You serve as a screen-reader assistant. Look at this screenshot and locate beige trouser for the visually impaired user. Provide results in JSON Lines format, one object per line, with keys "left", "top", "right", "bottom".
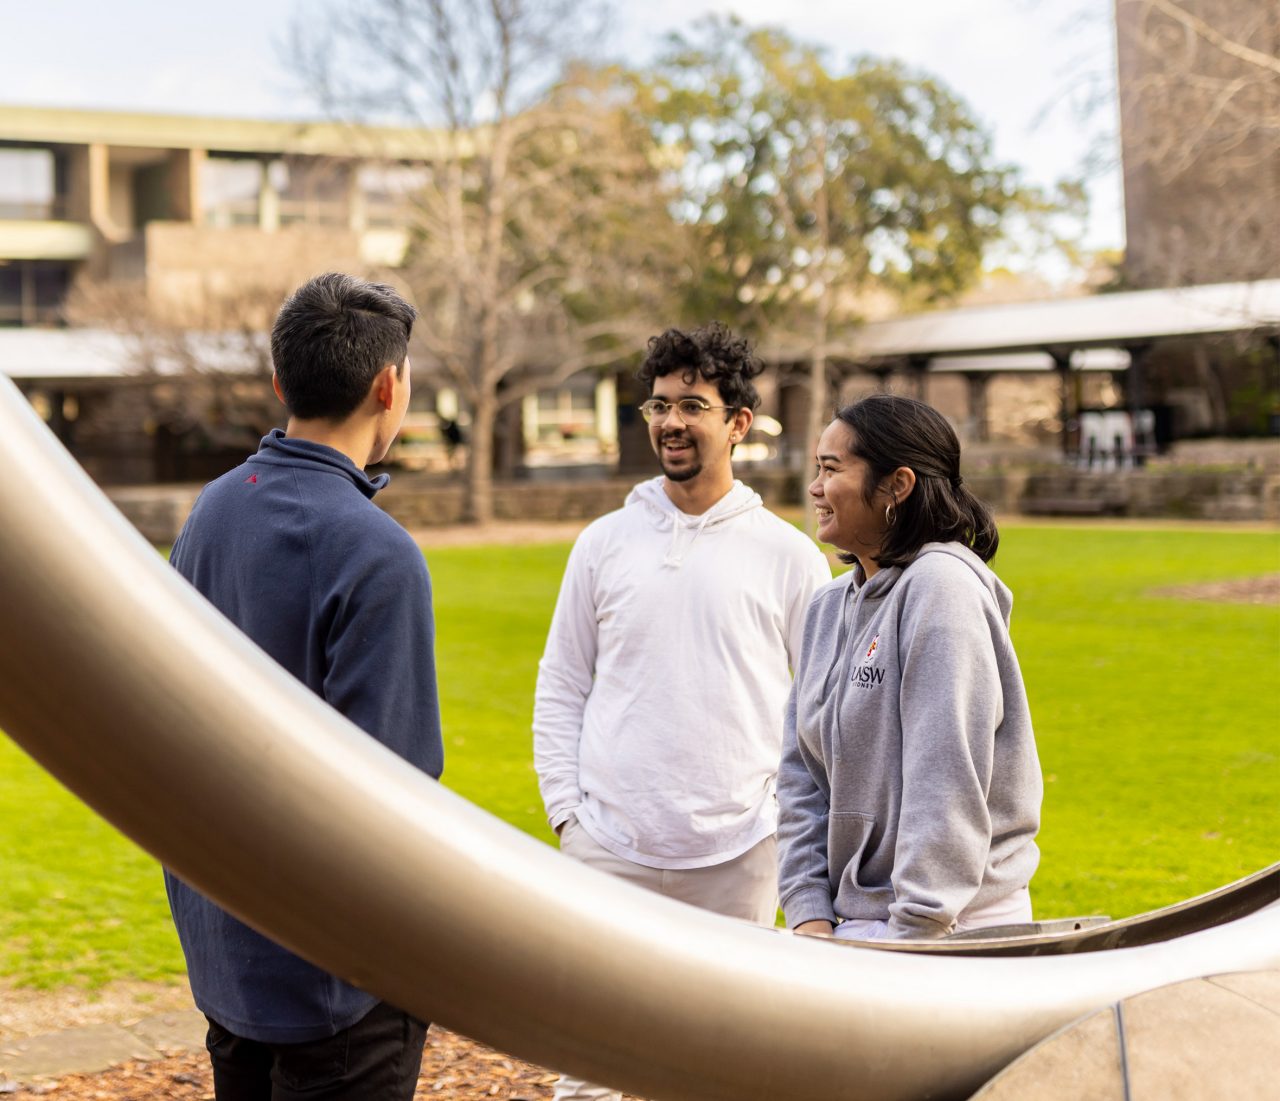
{"left": 552, "top": 816, "right": 778, "bottom": 1101}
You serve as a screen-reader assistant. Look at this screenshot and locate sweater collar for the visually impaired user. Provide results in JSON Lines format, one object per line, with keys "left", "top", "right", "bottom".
{"left": 250, "top": 428, "right": 390, "bottom": 499}
{"left": 626, "top": 476, "right": 762, "bottom": 569}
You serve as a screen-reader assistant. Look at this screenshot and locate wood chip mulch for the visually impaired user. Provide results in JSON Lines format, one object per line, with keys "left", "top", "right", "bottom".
{"left": 2, "top": 1027, "right": 582, "bottom": 1100}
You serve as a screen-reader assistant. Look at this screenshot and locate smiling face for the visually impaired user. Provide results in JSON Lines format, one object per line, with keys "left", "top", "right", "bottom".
{"left": 810, "top": 419, "right": 892, "bottom": 568}
{"left": 647, "top": 372, "right": 746, "bottom": 488}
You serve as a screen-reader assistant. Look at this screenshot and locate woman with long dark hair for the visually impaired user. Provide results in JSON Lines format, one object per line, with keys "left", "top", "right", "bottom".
{"left": 778, "top": 394, "right": 1043, "bottom": 941}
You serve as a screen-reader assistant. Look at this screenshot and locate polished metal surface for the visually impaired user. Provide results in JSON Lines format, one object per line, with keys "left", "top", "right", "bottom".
{"left": 873, "top": 862, "right": 1280, "bottom": 957}
{"left": 1, "top": 373, "right": 1278, "bottom": 1101}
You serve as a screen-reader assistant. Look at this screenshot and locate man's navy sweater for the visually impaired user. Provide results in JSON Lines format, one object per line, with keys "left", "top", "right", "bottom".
{"left": 165, "top": 429, "right": 443, "bottom": 1043}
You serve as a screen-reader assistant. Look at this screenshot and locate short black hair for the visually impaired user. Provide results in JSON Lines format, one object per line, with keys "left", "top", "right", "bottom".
{"left": 637, "top": 322, "right": 764, "bottom": 415}
{"left": 271, "top": 272, "right": 416, "bottom": 420}
{"left": 834, "top": 394, "right": 998, "bottom": 567}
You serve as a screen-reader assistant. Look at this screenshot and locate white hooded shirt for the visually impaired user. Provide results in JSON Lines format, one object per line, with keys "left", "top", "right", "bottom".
{"left": 533, "top": 477, "right": 832, "bottom": 869}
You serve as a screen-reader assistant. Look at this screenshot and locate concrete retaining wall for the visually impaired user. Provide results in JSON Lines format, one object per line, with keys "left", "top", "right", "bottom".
{"left": 106, "top": 465, "right": 1278, "bottom": 546}
{"left": 1019, "top": 469, "right": 1280, "bottom": 521}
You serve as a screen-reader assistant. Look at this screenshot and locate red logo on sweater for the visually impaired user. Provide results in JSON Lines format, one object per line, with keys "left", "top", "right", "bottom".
{"left": 244, "top": 474, "right": 258, "bottom": 484}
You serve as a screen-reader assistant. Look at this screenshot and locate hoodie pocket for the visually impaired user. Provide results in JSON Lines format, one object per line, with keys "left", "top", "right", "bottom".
{"left": 827, "top": 811, "right": 876, "bottom": 891}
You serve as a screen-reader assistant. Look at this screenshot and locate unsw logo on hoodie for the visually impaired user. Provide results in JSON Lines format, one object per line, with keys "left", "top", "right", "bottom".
{"left": 852, "top": 632, "right": 885, "bottom": 689}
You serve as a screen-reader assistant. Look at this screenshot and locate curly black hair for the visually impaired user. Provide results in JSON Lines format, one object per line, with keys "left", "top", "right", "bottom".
{"left": 637, "top": 322, "right": 764, "bottom": 414}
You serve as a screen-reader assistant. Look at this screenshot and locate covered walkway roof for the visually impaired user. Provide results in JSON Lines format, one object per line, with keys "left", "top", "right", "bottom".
{"left": 6, "top": 281, "right": 1278, "bottom": 388}
{"left": 0, "top": 328, "right": 134, "bottom": 382}
{"left": 0, "top": 327, "right": 265, "bottom": 383}
{"left": 844, "top": 279, "right": 1280, "bottom": 364}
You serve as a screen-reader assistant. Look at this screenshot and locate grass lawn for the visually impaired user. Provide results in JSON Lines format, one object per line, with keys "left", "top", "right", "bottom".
{"left": 1, "top": 523, "right": 1276, "bottom": 988}
{"left": 992, "top": 525, "right": 1279, "bottom": 920}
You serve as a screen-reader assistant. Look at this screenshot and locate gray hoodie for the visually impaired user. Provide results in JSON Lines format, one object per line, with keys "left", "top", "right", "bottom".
{"left": 777, "top": 542, "right": 1042, "bottom": 939}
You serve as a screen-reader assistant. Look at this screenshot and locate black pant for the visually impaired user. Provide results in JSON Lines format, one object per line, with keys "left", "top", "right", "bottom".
{"left": 205, "top": 1001, "right": 428, "bottom": 1101}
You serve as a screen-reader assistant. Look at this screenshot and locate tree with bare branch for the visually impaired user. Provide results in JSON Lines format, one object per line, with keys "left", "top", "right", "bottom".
{"left": 66, "top": 277, "right": 287, "bottom": 479}
{"left": 1115, "top": 0, "right": 1280, "bottom": 287}
{"left": 292, "top": 0, "right": 686, "bottom": 522}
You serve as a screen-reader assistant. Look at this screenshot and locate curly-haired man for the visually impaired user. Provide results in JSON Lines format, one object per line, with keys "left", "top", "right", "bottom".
{"left": 533, "top": 322, "right": 830, "bottom": 1101}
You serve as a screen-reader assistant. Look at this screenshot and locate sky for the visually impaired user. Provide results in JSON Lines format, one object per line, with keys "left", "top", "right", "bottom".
{"left": 0, "top": 0, "right": 1123, "bottom": 254}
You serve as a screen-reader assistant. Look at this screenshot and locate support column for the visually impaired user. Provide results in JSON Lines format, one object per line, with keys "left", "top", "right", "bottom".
{"left": 1049, "top": 348, "right": 1074, "bottom": 460}
{"left": 1269, "top": 337, "right": 1280, "bottom": 437}
{"left": 521, "top": 394, "right": 540, "bottom": 453}
{"left": 63, "top": 149, "right": 89, "bottom": 222}
{"left": 258, "top": 159, "right": 280, "bottom": 232}
{"left": 1124, "top": 343, "right": 1152, "bottom": 464}
{"left": 493, "top": 399, "right": 524, "bottom": 478}
{"left": 64, "top": 144, "right": 112, "bottom": 276}
{"left": 347, "top": 163, "right": 367, "bottom": 233}
{"left": 87, "top": 143, "right": 111, "bottom": 235}
{"left": 776, "top": 367, "right": 809, "bottom": 474}
{"left": 595, "top": 375, "right": 617, "bottom": 451}
{"left": 614, "top": 367, "right": 652, "bottom": 474}
{"left": 964, "top": 372, "right": 991, "bottom": 443}
{"left": 168, "top": 148, "right": 204, "bottom": 224}
{"left": 907, "top": 355, "right": 929, "bottom": 402}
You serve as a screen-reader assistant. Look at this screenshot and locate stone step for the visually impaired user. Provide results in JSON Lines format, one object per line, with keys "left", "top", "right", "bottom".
{"left": 0, "top": 1010, "right": 205, "bottom": 1085}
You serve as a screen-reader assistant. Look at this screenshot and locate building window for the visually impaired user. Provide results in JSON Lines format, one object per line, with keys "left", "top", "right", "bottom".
{"left": 201, "top": 157, "right": 264, "bottom": 227}
{"left": 0, "top": 260, "right": 71, "bottom": 326}
{"left": 201, "top": 156, "right": 355, "bottom": 229}
{"left": 358, "top": 163, "right": 432, "bottom": 228}
{"left": 274, "top": 158, "right": 349, "bottom": 227}
{"left": 0, "top": 148, "right": 61, "bottom": 220}
{"left": 531, "top": 381, "right": 599, "bottom": 441}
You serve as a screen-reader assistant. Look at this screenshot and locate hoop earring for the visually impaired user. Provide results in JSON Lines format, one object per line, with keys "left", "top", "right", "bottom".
{"left": 884, "top": 500, "right": 897, "bottom": 527}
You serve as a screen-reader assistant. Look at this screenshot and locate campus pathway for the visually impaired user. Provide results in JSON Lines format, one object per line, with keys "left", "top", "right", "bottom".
{"left": 0, "top": 1007, "right": 205, "bottom": 1084}
{"left": 0, "top": 997, "right": 589, "bottom": 1098}
{"left": 408, "top": 519, "right": 588, "bottom": 547}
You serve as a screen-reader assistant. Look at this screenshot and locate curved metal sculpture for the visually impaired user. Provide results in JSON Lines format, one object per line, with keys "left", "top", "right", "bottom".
{"left": 0, "top": 375, "right": 1276, "bottom": 1101}
{"left": 867, "top": 862, "right": 1279, "bottom": 957}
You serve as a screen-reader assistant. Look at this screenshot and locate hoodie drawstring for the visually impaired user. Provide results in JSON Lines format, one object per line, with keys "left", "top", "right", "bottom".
{"left": 625, "top": 475, "right": 762, "bottom": 569}
{"left": 663, "top": 510, "right": 714, "bottom": 569}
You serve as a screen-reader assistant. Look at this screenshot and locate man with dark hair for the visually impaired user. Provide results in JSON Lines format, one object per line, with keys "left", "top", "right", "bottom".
{"left": 533, "top": 322, "right": 830, "bottom": 1101}
{"left": 166, "top": 272, "right": 442, "bottom": 1100}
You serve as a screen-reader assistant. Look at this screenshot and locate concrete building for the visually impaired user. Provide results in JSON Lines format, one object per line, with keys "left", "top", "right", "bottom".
{"left": 1111, "top": 0, "right": 1280, "bottom": 436}
{"left": 0, "top": 104, "right": 619, "bottom": 482}
{"left": 1115, "top": 0, "right": 1279, "bottom": 290}
{"left": 0, "top": 105, "right": 446, "bottom": 322}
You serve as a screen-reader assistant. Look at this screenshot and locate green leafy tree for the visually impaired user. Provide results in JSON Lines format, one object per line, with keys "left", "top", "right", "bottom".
{"left": 636, "top": 17, "right": 1024, "bottom": 473}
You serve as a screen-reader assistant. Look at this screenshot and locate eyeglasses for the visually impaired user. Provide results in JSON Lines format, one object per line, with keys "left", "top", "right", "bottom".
{"left": 639, "top": 398, "right": 738, "bottom": 425}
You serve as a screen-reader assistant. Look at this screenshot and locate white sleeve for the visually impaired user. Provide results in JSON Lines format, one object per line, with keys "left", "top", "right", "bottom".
{"left": 785, "top": 543, "right": 832, "bottom": 670}
{"left": 532, "top": 533, "right": 599, "bottom": 830}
